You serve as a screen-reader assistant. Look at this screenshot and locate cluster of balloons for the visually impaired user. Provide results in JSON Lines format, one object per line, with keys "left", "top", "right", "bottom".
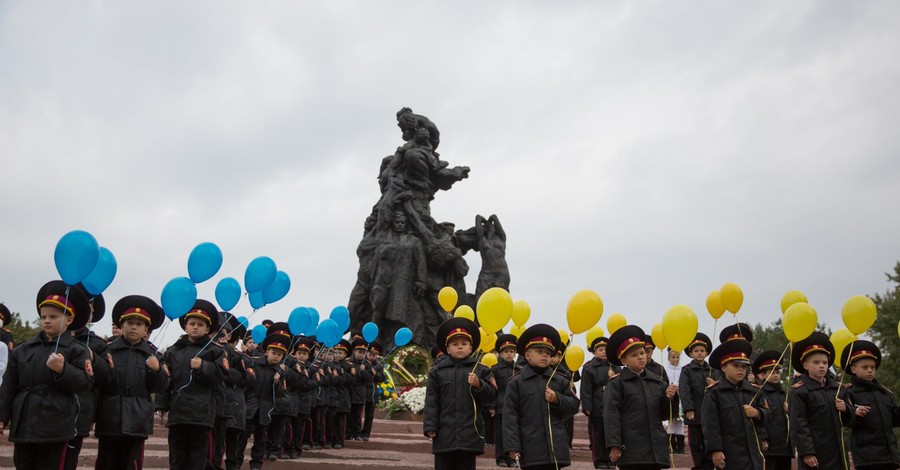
{"left": 54, "top": 230, "right": 118, "bottom": 297}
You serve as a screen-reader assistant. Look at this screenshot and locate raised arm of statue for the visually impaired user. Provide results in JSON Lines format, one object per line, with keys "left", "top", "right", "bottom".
{"left": 475, "top": 214, "right": 486, "bottom": 248}
{"left": 489, "top": 214, "right": 506, "bottom": 242}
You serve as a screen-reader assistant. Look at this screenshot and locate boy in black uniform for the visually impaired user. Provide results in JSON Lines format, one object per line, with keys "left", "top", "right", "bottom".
{"left": 643, "top": 334, "right": 667, "bottom": 379}
{"left": 702, "top": 338, "right": 768, "bottom": 470}
{"left": 222, "top": 319, "right": 252, "bottom": 470}
{"left": 491, "top": 333, "right": 518, "bottom": 468}
{"left": 328, "top": 339, "right": 353, "bottom": 449}
{"left": 503, "top": 324, "right": 580, "bottom": 470}
{"left": 719, "top": 323, "right": 753, "bottom": 345}
{"left": 841, "top": 340, "right": 900, "bottom": 470}
{"left": 424, "top": 317, "right": 496, "bottom": 470}
{"left": 284, "top": 336, "right": 315, "bottom": 458}
{"left": 0, "top": 302, "right": 14, "bottom": 350}
{"left": 95, "top": 294, "right": 168, "bottom": 470}
{"left": 361, "top": 341, "right": 386, "bottom": 441}
{"left": 245, "top": 329, "right": 291, "bottom": 469}
{"left": 0, "top": 280, "right": 95, "bottom": 470}
{"left": 678, "top": 332, "right": 716, "bottom": 470}
{"left": 155, "top": 299, "right": 228, "bottom": 470}
{"left": 604, "top": 325, "right": 677, "bottom": 469}
{"left": 789, "top": 331, "right": 854, "bottom": 470}
{"left": 581, "top": 336, "right": 620, "bottom": 469}
{"left": 349, "top": 337, "right": 370, "bottom": 441}
{"left": 751, "top": 350, "right": 793, "bottom": 470}
{"left": 263, "top": 322, "right": 301, "bottom": 461}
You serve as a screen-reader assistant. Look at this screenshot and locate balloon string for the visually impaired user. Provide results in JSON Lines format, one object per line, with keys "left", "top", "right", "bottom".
{"left": 709, "top": 318, "right": 719, "bottom": 379}
{"left": 749, "top": 343, "right": 790, "bottom": 406}
{"left": 545, "top": 347, "right": 565, "bottom": 470}
{"left": 835, "top": 342, "right": 854, "bottom": 399}
{"left": 784, "top": 343, "right": 792, "bottom": 445}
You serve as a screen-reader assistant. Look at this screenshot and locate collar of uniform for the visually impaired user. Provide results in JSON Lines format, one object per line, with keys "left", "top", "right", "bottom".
{"left": 849, "top": 375, "right": 881, "bottom": 391}
{"left": 717, "top": 378, "right": 756, "bottom": 393}
{"left": 800, "top": 373, "right": 836, "bottom": 390}
{"left": 40, "top": 330, "right": 74, "bottom": 346}
{"left": 108, "top": 335, "right": 154, "bottom": 355}
{"left": 619, "top": 367, "right": 644, "bottom": 381}
{"left": 438, "top": 354, "right": 476, "bottom": 368}
{"left": 588, "top": 359, "right": 609, "bottom": 368}
{"left": 520, "top": 364, "right": 552, "bottom": 380}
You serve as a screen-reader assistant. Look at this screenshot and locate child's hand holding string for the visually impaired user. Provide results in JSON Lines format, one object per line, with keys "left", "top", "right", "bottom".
{"left": 665, "top": 384, "right": 677, "bottom": 398}
{"left": 855, "top": 405, "right": 871, "bottom": 417}
{"left": 544, "top": 387, "right": 558, "bottom": 403}
{"left": 835, "top": 398, "right": 847, "bottom": 412}
{"left": 467, "top": 373, "right": 481, "bottom": 389}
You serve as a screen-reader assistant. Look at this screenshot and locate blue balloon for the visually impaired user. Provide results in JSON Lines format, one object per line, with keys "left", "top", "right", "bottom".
{"left": 307, "top": 324, "right": 318, "bottom": 338}
{"left": 317, "top": 319, "right": 340, "bottom": 347}
{"left": 289, "top": 307, "right": 313, "bottom": 336}
{"left": 262, "top": 271, "right": 291, "bottom": 304}
{"left": 244, "top": 256, "right": 277, "bottom": 293}
{"left": 82, "top": 247, "right": 117, "bottom": 296}
{"left": 249, "top": 291, "right": 265, "bottom": 310}
{"left": 54, "top": 230, "right": 100, "bottom": 285}
{"left": 215, "top": 277, "right": 242, "bottom": 311}
{"left": 394, "top": 327, "right": 413, "bottom": 347}
{"left": 251, "top": 324, "right": 267, "bottom": 345}
{"left": 362, "top": 322, "right": 379, "bottom": 343}
{"left": 236, "top": 316, "right": 249, "bottom": 329}
{"left": 161, "top": 277, "right": 197, "bottom": 320}
{"left": 188, "top": 242, "right": 223, "bottom": 284}
{"left": 329, "top": 305, "right": 350, "bottom": 334}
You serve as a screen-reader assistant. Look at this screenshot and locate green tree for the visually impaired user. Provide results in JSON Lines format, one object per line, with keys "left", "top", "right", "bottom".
{"left": 868, "top": 262, "right": 900, "bottom": 394}
{"left": 751, "top": 318, "right": 833, "bottom": 356}
{"left": 5, "top": 310, "right": 41, "bottom": 346}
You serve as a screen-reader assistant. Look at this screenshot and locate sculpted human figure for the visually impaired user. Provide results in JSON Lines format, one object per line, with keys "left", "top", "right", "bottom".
{"left": 475, "top": 214, "right": 510, "bottom": 299}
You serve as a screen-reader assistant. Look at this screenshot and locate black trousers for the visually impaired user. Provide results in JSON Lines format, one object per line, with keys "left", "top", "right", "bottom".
{"left": 589, "top": 416, "right": 611, "bottom": 466}
{"left": 564, "top": 416, "right": 574, "bottom": 448}
{"left": 284, "top": 412, "right": 309, "bottom": 452}
{"left": 328, "top": 410, "right": 347, "bottom": 445}
{"left": 435, "top": 450, "right": 476, "bottom": 470}
{"left": 236, "top": 419, "right": 255, "bottom": 466}
{"left": 224, "top": 427, "right": 245, "bottom": 470}
{"left": 249, "top": 419, "right": 268, "bottom": 466}
{"left": 350, "top": 402, "right": 365, "bottom": 438}
{"left": 168, "top": 424, "right": 213, "bottom": 470}
{"left": 766, "top": 456, "right": 793, "bottom": 470}
{"left": 13, "top": 442, "right": 67, "bottom": 470}
{"left": 96, "top": 435, "right": 146, "bottom": 470}
{"left": 308, "top": 405, "right": 326, "bottom": 445}
{"left": 495, "top": 414, "right": 514, "bottom": 464}
{"left": 483, "top": 407, "right": 495, "bottom": 444}
{"left": 267, "top": 415, "right": 288, "bottom": 455}
{"left": 362, "top": 401, "right": 375, "bottom": 437}
{"left": 687, "top": 424, "right": 714, "bottom": 470}
{"left": 212, "top": 416, "right": 227, "bottom": 469}
{"left": 62, "top": 435, "right": 84, "bottom": 470}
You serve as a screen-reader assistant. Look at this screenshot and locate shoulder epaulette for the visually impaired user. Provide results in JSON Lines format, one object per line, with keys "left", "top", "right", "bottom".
{"left": 705, "top": 380, "right": 719, "bottom": 390}
{"left": 609, "top": 373, "right": 620, "bottom": 381}
{"left": 792, "top": 381, "right": 804, "bottom": 389}
{"left": 842, "top": 383, "right": 852, "bottom": 389}
{"left": 751, "top": 382, "right": 762, "bottom": 389}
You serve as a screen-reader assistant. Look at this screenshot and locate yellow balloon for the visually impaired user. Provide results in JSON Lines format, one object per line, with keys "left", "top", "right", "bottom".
{"left": 720, "top": 282, "right": 743, "bottom": 314}
{"left": 607, "top": 313, "right": 627, "bottom": 335}
{"left": 585, "top": 326, "right": 605, "bottom": 347}
{"left": 830, "top": 328, "right": 858, "bottom": 367}
{"left": 479, "top": 328, "right": 497, "bottom": 353}
{"left": 782, "top": 302, "right": 817, "bottom": 342}
{"left": 706, "top": 291, "right": 726, "bottom": 320}
{"left": 662, "top": 305, "right": 698, "bottom": 351}
{"left": 454, "top": 305, "right": 475, "bottom": 321}
{"left": 780, "top": 290, "right": 808, "bottom": 315}
{"left": 476, "top": 287, "right": 514, "bottom": 333}
{"left": 480, "top": 353, "right": 498, "bottom": 367}
{"left": 651, "top": 323, "right": 668, "bottom": 350}
{"left": 511, "top": 300, "right": 531, "bottom": 327}
{"left": 558, "top": 329, "right": 570, "bottom": 346}
{"left": 897, "top": 320, "right": 900, "bottom": 340}
{"left": 510, "top": 324, "right": 526, "bottom": 338}
{"left": 564, "top": 344, "right": 585, "bottom": 370}
{"left": 842, "top": 295, "right": 876, "bottom": 335}
{"left": 566, "top": 289, "right": 604, "bottom": 334}
{"left": 438, "top": 286, "right": 458, "bottom": 313}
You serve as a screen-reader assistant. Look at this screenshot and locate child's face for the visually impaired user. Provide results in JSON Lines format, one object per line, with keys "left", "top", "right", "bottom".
{"left": 266, "top": 348, "right": 285, "bottom": 364}
{"left": 335, "top": 349, "right": 347, "bottom": 361}
{"left": 690, "top": 346, "right": 708, "bottom": 361}
{"left": 366, "top": 350, "right": 378, "bottom": 362}
{"left": 550, "top": 351, "right": 562, "bottom": 366}
{"left": 623, "top": 346, "right": 647, "bottom": 371}
{"left": 645, "top": 346, "right": 655, "bottom": 358}
{"left": 121, "top": 318, "right": 149, "bottom": 345}
{"left": 802, "top": 353, "right": 830, "bottom": 380}
{"left": 325, "top": 351, "right": 335, "bottom": 361}
{"left": 593, "top": 345, "right": 607, "bottom": 361}
{"left": 668, "top": 350, "right": 680, "bottom": 366}
{"left": 354, "top": 349, "right": 365, "bottom": 361}
{"left": 40, "top": 306, "right": 72, "bottom": 337}
{"left": 722, "top": 362, "right": 747, "bottom": 383}
{"left": 850, "top": 358, "right": 877, "bottom": 381}
{"left": 294, "top": 349, "right": 310, "bottom": 362}
{"left": 243, "top": 339, "right": 255, "bottom": 351}
{"left": 524, "top": 346, "right": 552, "bottom": 368}
{"left": 500, "top": 348, "right": 516, "bottom": 363}
{"left": 185, "top": 318, "right": 210, "bottom": 340}
{"left": 447, "top": 337, "right": 473, "bottom": 360}
{"left": 762, "top": 367, "right": 782, "bottom": 384}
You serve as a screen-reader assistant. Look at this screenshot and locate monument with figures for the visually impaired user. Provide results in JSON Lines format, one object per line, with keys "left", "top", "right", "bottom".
{"left": 348, "top": 108, "right": 511, "bottom": 350}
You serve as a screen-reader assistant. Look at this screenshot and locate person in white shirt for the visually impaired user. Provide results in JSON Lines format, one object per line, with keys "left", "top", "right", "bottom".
{"left": 663, "top": 348, "right": 686, "bottom": 454}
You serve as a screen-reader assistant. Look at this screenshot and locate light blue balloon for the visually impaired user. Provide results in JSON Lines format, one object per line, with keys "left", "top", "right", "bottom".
{"left": 394, "top": 327, "right": 413, "bottom": 347}
{"left": 54, "top": 230, "right": 100, "bottom": 285}
{"left": 262, "top": 271, "right": 291, "bottom": 304}
{"left": 188, "top": 242, "right": 223, "bottom": 284}
{"left": 82, "top": 247, "right": 117, "bottom": 295}
{"left": 317, "top": 319, "right": 340, "bottom": 347}
{"left": 215, "top": 277, "right": 242, "bottom": 311}
{"left": 244, "top": 256, "right": 277, "bottom": 293}
{"left": 249, "top": 291, "right": 265, "bottom": 310}
{"left": 362, "top": 322, "right": 379, "bottom": 343}
{"left": 251, "top": 324, "right": 267, "bottom": 345}
{"left": 305, "top": 308, "right": 320, "bottom": 336}
{"left": 236, "top": 316, "right": 249, "bottom": 329}
{"left": 161, "top": 277, "right": 197, "bottom": 320}
{"left": 307, "top": 324, "right": 318, "bottom": 338}
{"left": 329, "top": 305, "right": 350, "bottom": 334}
{"left": 289, "top": 307, "right": 312, "bottom": 336}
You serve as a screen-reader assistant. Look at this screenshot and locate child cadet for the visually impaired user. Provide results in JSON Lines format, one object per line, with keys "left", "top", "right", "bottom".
{"left": 719, "top": 323, "right": 753, "bottom": 344}
{"left": 0, "top": 280, "right": 94, "bottom": 469}
{"left": 752, "top": 350, "right": 793, "bottom": 470}
{"left": 283, "top": 336, "right": 315, "bottom": 459}
{"left": 702, "top": 338, "right": 768, "bottom": 470}
{"left": 491, "top": 333, "right": 519, "bottom": 468}
{"left": 604, "top": 325, "right": 678, "bottom": 469}
{"left": 581, "top": 335, "right": 620, "bottom": 469}
{"left": 155, "top": 299, "right": 228, "bottom": 470}
{"left": 222, "top": 318, "right": 253, "bottom": 470}
{"left": 678, "top": 332, "right": 717, "bottom": 470}
{"left": 503, "top": 324, "right": 580, "bottom": 470}
{"left": 841, "top": 340, "right": 900, "bottom": 470}
{"left": 349, "top": 337, "right": 371, "bottom": 441}
{"left": 643, "top": 334, "right": 667, "bottom": 380}
{"left": 246, "top": 328, "right": 291, "bottom": 469}
{"left": 789, "top": 331, "right": 854, "bottom": 470}
{"left": 361, "top": 341, "right": 386, "bottom": 441}
{"left": 423, "top": 317, "right": 496, "bottom": 470}
{"left": 265, "top": 322, "right": 302, "bottom": 460}
{"left": 94, "top": 294, "right": 168, "bottom": 470}
{"left": 329, "top": 339, "right": 353, "bottom": 449}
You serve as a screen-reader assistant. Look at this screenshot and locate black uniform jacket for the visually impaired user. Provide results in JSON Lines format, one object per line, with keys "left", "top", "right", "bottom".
{"left": 248, "top": 356, "right": 288, "bottom": 425}
{"left": 679, "top": 359, "right": 719, "bottom": 424}
{"left": 223, "top": 345, "right": 252, "bottom": 431}
{"left": 846, "top": 376, "right": 900, "bottom": 468}
{"left": 73, "top": 330, "right": 110, "bottom": 436}
{"left": 95, "top": 336, "right": 168, "bottom": 438}
{"left": 155, "top": 335, "right": 227, "bottom": 428}
{"left": 491, "top": 359, "right": 516, "bottom": 414}
{"left": 580, "top": 358, "right": 619, "bottom": 417}
{"left": 789, "top": 374, "right": 854, "bottom": 470}
{"left": 423, "top": 354, "right": 495, "bottom": 455}
{"left": 365, "top": 359, "right": 386, "bottom": 404}
{"left": 603, "top": 367, "right": 672, "bottom": 468}
{"left": 503, "top": 364, "right": 580, "bottom": 468}
{"left": 755, "top": 381, "right": 793, "bottom": 458}
{"left": 0, "top": 331, "right": 93, "bottom": 443}
{"left": 702, "top": 379, "right": 769, "bottom": 470}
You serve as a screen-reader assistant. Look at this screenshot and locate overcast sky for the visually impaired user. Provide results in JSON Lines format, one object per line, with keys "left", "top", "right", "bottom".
{"left": 1, "top": 2, "right": 898, "bottom": 349}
